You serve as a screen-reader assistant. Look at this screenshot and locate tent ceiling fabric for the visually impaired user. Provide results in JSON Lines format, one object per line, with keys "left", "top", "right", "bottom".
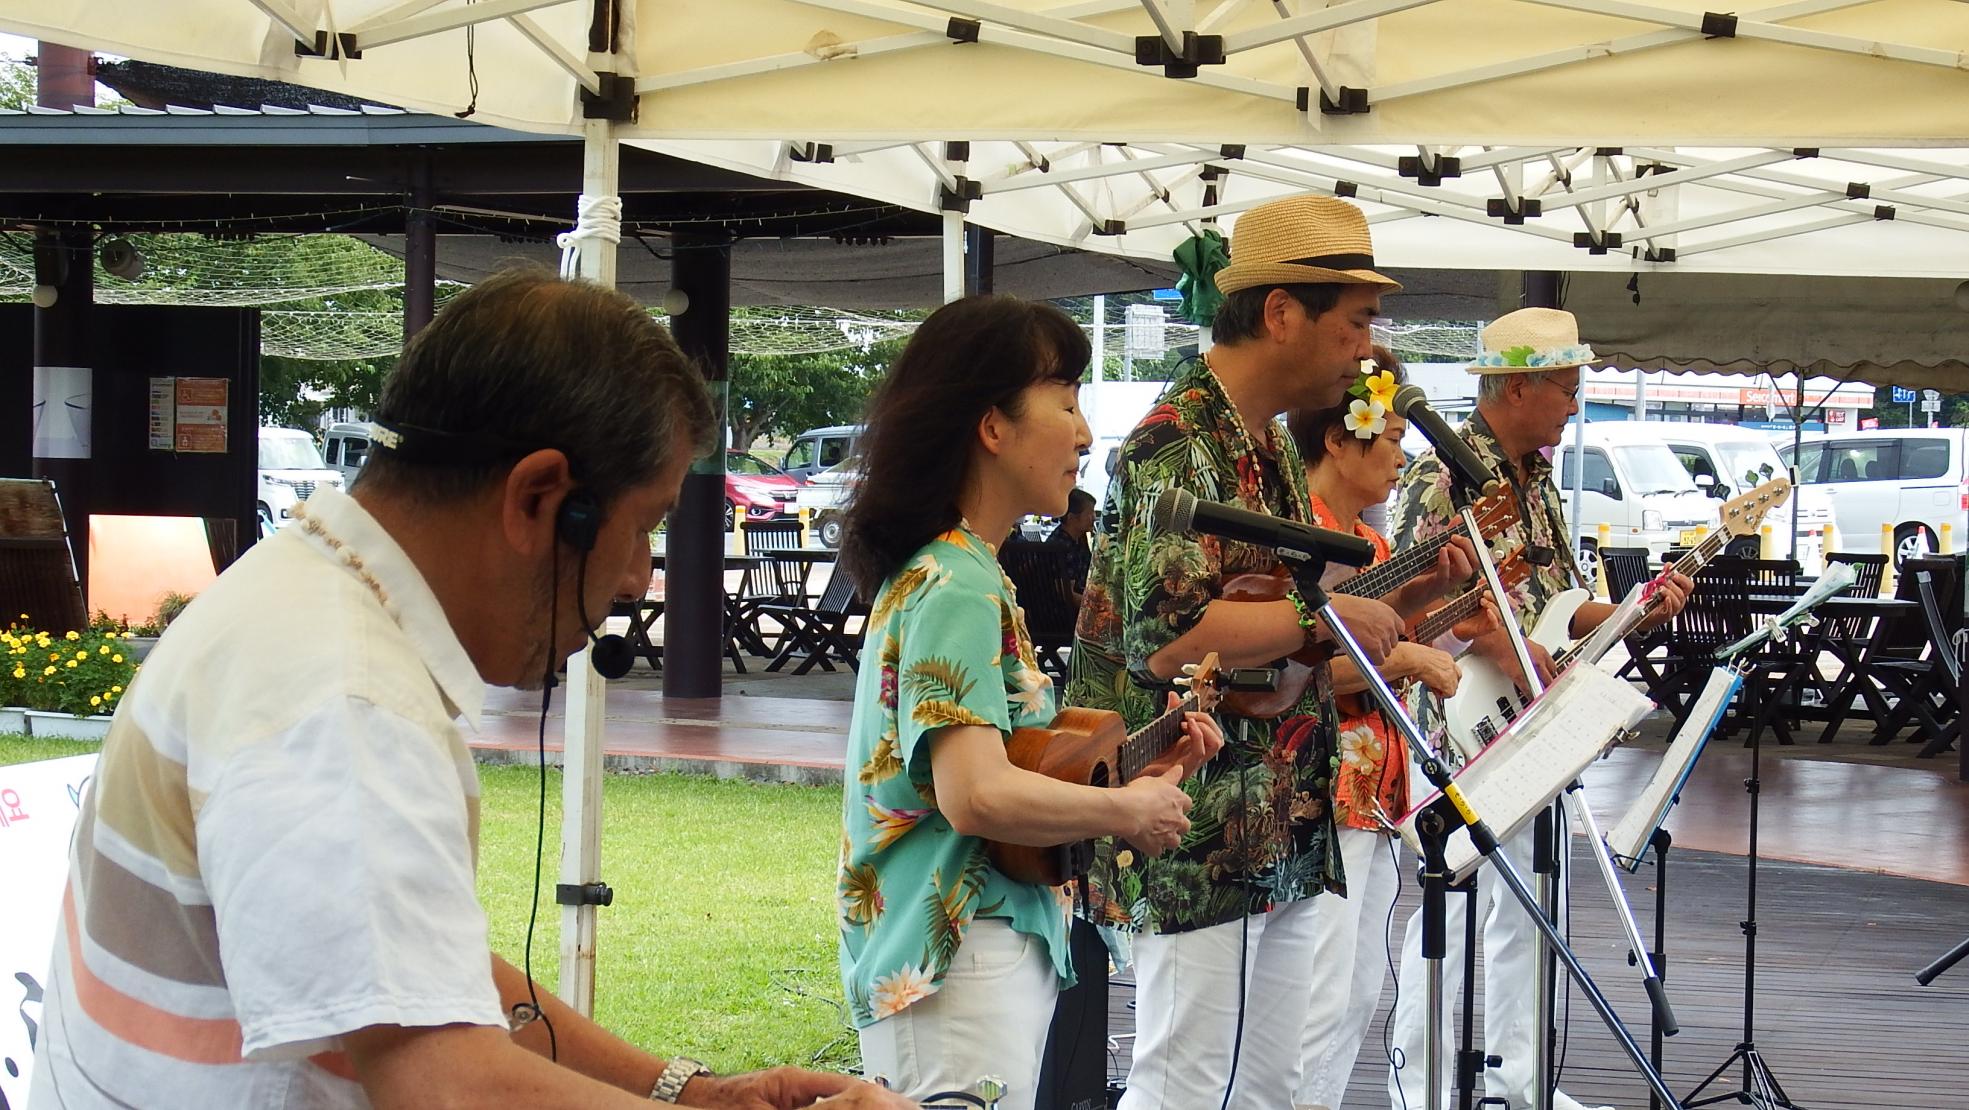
{"left": 635, "top": 140, "right": 1969, "bottom": 280}
{"left": 1566, "top": 270, "right": 1969, "bottom": 391}
{"left": 9, "top": 1, "right": 1969, "bottom": 146}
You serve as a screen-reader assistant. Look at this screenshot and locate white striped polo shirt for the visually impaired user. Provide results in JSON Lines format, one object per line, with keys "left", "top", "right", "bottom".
{"left": 32, "top": 488, "right": 506, "bottom": 1108}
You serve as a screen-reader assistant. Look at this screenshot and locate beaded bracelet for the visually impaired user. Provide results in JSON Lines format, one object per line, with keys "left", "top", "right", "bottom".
{"left": 1286, "top": 589, "right": 1321, "bottom": 641}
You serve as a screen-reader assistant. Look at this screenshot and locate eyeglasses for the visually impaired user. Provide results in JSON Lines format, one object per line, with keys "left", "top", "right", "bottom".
{"left": 1536, "top": 375, "right": 1583, "bottom": 401}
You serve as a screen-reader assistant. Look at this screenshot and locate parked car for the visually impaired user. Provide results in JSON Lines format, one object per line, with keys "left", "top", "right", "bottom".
{"left": 323, "top": 421, "right": 373, "bottom": 485}
{"left": 1556, "top": 422, "right": 1720, "bottom": 582}
{"left": 797, "top": 458, "right": 858, "bottom": 548}
{"left": 258, "top": 427, "right": 343, "bottom": 529}
{"left": 1655, "top": 422, "right": 1832, "bottom": 573}
{"left": 725, "top": 450, "right": 801, "bottom": 531}
{"left": 780, "top": 424, "right": 862, "bottom": 484}
{"left": 1777, "top": 428, "right": 1969, "bottom": 565}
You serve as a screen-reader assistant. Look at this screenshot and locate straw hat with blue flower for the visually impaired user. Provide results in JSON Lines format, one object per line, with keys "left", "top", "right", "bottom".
{"left": 1467, "top": 307, "right": 1597, "bottom": 374}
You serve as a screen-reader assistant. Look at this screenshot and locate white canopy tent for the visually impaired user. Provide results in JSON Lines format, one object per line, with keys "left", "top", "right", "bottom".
{"left": 12, "top": 0, "right": 1969, "bottom": 1011}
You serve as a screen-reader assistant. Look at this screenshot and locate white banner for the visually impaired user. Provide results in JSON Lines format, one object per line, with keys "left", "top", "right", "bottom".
{"left": 0, "top": 753, "right": 97, "bottom": 1107}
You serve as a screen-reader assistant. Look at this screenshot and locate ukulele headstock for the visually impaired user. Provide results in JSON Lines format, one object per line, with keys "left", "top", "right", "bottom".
{"left": 1175, "top": 651, "right": 1225, "bottom": 715}
{"left": 1469, "top": 489, "right": 1522, "bottom": 540}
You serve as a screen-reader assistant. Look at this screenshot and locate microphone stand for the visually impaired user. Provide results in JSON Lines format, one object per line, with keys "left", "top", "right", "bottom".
{"left": 1451, "top": 477, "right": 1681, "bottom": 1110}
{"left": 1285, "top": 546, "right": 1685, "bottom": 1110}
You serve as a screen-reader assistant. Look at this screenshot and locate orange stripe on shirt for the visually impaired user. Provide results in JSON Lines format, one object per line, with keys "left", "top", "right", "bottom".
{"left": 62, "top": 881, "right": 246, "bottom": 1066}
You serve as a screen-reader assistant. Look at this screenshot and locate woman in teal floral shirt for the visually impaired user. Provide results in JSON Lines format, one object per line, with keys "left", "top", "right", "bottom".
{"left": 835, "top": 296, "right": 1222, "bottom": 1110}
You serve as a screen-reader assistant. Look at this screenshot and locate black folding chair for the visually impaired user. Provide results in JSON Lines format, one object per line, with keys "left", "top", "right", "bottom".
{"left": 1864, "top": 556, "right": 1963, "bottom": 753}
{"left": 764, "top": 569, "right": 867, "bottom": 675}
{"left": 997, "top": 541, "right": 1081, "bottom": 682}
{"left": 1804, "top": 552, "right": 1889, "bottom": 705}
{"left": 739, "top": 520, "right": 812, "bottom": 653}
{"left": 1816, "top": 556, "right": 1960, "bottom": 745}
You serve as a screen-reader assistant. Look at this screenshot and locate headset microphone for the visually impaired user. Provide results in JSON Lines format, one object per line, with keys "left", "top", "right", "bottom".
{"left": 556, "top": 487, "right": 636, "bottom": 680}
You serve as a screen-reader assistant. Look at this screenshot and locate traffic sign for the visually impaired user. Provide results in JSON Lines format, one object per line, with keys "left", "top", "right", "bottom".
{"left": 1891, "top": 386, "right": 1917, "bottom": 404}
{"left": 1922, "top": 388, "right": 1941, "bottom": 402}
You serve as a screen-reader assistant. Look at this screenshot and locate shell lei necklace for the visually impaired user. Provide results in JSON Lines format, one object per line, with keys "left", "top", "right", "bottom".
{"left": 290, "top": 500, "right": 397, "bottom": 621}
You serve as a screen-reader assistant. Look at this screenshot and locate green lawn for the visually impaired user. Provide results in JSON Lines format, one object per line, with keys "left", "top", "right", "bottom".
{"left": 0, "top": 737, "right": 854, "bottom": 1075}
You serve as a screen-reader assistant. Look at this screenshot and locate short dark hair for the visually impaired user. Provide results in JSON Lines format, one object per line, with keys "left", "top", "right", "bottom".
{"left": 1066, "top": 488, "right": 1096, "bottom": 517}
{"left": 357, "top": 267, "right": 713, "bottom": 508}
{"left": 840, "top": 295, "right": 1090, "bottom": 598}
{"left": 1287, "top": 345, "right": 1406, "bottom": 463}
{"left": 1210, "top": 283, "right": 1349, "bottom": 345}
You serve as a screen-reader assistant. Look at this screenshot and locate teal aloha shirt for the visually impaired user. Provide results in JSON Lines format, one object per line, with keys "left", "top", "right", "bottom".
{"left": 1066, "top": 357, "right": 1343, "bottom": 936}
{"left": 837, "top": 525, "right": 1073, "bottom": 1029}
{"left": 1392, "top": 406, "right": 1587, "bottom": 731}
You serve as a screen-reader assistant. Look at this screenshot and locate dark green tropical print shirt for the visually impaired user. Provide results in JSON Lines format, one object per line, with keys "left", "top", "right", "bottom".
{"left": 1066, "top": 358, "right": 1343, "bottom": 935}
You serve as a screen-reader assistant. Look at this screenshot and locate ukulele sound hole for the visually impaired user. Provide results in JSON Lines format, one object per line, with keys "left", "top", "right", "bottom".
{"left": 1089, "top": 763, "right": 1112, "bottom": 789}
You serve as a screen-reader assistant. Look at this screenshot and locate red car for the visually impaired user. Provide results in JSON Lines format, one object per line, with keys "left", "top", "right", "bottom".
{"left": 725, "top": 451, "right": 801, "bottom": 530}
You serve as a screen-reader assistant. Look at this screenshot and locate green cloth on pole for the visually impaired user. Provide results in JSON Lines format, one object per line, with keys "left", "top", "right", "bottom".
{"left": 1172, "top": 229, "right": 1228, "bottom": 327}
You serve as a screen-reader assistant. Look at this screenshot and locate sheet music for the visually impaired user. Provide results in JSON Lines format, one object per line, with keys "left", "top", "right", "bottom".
{"left": 1575, "top": 580, "right": 1650, "bottom": 666}
{"left": 1719, "top": 560, "right": 1859, "bottom": 659}
{"left": 1399, "top": 662, "right": 1653, "bottom": 880}
{"left": 1604, "top": 666, "right": 1743, "bottom": 870}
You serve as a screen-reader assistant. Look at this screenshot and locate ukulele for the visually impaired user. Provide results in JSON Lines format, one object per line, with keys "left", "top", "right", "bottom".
{"left": 1217, "top": 491, "right": 1523, "bottom": 719}
{"left": 1330, "top": 554, "right": 1533, "bottom": 719}
{"left": 988, "top": 653, "right": 1225, "bottom": 887}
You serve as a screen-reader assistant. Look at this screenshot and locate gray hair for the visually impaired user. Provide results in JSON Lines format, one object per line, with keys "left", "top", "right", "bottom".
{"left": 358, "top": 267, "right": 714, "bottom": 507}
{"left": 1477, "top": 369, "right": 1548, "bottom": 403}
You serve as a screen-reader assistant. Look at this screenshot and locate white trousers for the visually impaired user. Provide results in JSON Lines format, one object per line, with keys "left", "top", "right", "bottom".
{"left": 1386, "top": 811, "right": 1568, "bottom": 1110}
{"left": 858, "top": 919, "right": 1058, "bottom": 1110}
{"left": 1120, "top": 898, "right": 1323, "bottom": 1110}
{"left": 1295, "top": 827, "right": 1403, "bottom": 1110}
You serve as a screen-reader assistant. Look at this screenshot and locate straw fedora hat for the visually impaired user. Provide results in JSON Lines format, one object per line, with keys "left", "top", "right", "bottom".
{"left": 1467, "top": 307, "right": 1598, "bottom": 375}
{"left": 1215, "top": 195, "right": 1401, "bottom": 295}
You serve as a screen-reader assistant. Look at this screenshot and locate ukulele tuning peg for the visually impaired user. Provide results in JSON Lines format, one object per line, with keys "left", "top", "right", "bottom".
{"left": 1173, "top": 675, "right": 1193, "bottom": 689}
{"left": 1180, "top": 663, "right": 1199, "bottom": 675}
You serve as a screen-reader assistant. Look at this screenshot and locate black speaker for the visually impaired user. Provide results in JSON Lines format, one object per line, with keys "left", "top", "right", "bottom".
{"left": 1036, "top": 916, "right": 1112, "bottom": 1110}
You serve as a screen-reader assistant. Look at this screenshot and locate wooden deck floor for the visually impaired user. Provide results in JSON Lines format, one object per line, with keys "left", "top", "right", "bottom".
{"left": 1104, "top": 845, "right": 1969, "bottom": 1110}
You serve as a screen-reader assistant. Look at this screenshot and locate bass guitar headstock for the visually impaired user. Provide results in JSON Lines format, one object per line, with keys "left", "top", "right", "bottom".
{"left": 1719, "top": 476, "right": 1793, "bottom": 539}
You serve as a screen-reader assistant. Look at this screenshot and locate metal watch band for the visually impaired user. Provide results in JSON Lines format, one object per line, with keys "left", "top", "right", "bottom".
{"left": 649, "top": 1056, "right": 711, "bottom": 1102}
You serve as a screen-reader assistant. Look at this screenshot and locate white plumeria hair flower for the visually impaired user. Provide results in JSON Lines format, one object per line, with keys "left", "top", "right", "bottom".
{"left": 1344, "top": 397, "right": 1388, "bottom": 439}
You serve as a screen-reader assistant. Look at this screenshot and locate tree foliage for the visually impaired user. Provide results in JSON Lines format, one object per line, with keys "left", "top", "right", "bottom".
{"left": 0, "top": 58, "right": 36, "bottom": 110}
{"left": 724, "top": 337, "right": 906, "bottom": 452}
{"left": 257, "top": 287, "right": 402, "bottom": 429}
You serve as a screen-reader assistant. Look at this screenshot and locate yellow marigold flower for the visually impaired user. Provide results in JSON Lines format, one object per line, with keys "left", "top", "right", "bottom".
{"left": 112, "top": 685, "right": 123, "bottom": 693}
{"left": 112, "top": 654, "right": 124, "bottom": 664}
{"left": 43, "top": 665, "right": 56, "bottom": 676}
{"left": 99, "top": 645, "right": 110, "bottom": 655}
{"left": 76, "top": 650, "right": 89, "bottom": 661}
{"left": 90, "top": 696, "right": 101, "bottom": 707}
{"left": 49, "top": 651, "right": 59, "bottom": 661}
{"left": 66, "top": 659, "right": 79, "bottom": 669}
{"left": 65, "top": 630, "right": 79, "bottom": 641}
{"left": 10, "top": 668, "right": 22, "bottom": 680}
{"left": 105, "top": 631, "right": 118, "bottom": 640}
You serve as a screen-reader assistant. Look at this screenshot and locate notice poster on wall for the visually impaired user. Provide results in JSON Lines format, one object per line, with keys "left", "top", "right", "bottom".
{"left": 31, "top": 365, "right": 92, "bottom": 460}
{"left": 173, "top": 377, "right": 229, "bottom": 454}
{"left": 148, "top": 377, "right": 176, "bottom": 451}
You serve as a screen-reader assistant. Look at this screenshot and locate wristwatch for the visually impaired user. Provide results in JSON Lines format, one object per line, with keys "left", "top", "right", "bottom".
{"left": 649, "top": 1056, "right": 711, "bottom": 1102}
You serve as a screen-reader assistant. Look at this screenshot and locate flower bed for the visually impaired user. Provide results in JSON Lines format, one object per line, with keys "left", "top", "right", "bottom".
{"left": 2, "top": 616, "right": 140, "bottom": 723}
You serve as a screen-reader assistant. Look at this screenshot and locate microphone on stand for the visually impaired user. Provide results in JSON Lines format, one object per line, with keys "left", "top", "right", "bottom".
{"left": 1392, "top": 384, "right": 1499, "bottom": 494}
{"left": 1151, "top": 488, "right": 1374, "bottom": 567}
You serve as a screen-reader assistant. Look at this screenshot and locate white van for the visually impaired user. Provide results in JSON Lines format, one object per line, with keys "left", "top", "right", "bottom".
{"left": 258, "top": 427, "right": 343, "bottom": 529}
{"left": 781, "top": 425, "right": 862, "bottom": 484}
{"left": 322, "top": 422, "right": 373, "bottom": 485}
{"left": 1557, "top": 422, "right": 1727, "bottom": 582}
{"left": 1655, "top": 423, "right": 1830, "bottom": 573}
{"left": 1778, "top": 428, "right": 1969, "bottom": 565}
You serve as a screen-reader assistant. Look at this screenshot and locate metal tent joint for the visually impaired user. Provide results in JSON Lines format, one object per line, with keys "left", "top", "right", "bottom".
{"left": 581, "top": 73, "right": 635, "bottom": 121}
{"left": 1135, "top": 32, "right": 1225, "bottom": 79}
{"left": 293, "top": 31, "right": 361, "bottom": 61}
{"left": 1576, "top": 230, "right": 1624, "bottom": 253}
{"left": 1488, "top": 197, "right": 1544, "bottom": 224}
{"left": 1300, "top": 86, "right": 1369, "bottom": 115}
{"left": 1400, "top": 153, "right": 1462, "bottom": 185}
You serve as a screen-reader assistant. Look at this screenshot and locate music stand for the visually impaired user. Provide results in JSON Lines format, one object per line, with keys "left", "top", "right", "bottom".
{"left": 1293, "top": 554, "right": 1687, "bottom": 1110}
{"left": 1682, "top": 594, "right": 1840, "bottom": 1110}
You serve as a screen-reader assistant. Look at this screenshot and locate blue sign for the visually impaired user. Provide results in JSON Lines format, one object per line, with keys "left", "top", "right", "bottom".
{"left": 1892, "top": 386, "right": 1918, "bottom": 404}
{"left": 1742, "top": 420, "right": 1825, "bottom": 432}
{"left": 1151, "top": 288, "right": 1183, "bottom": 302}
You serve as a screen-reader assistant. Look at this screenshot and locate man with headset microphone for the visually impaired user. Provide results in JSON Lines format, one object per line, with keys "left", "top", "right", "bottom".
{"left": 31, "top": 268, "right": 912, "bottom": 1109}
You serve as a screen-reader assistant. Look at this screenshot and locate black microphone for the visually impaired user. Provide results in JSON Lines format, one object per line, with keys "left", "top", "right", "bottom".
{"left": 1392, "top": 384, "right": 1499, "bottom": 494}
{"left": 1151, "top": 488, "right": 1373, "bottom": 567}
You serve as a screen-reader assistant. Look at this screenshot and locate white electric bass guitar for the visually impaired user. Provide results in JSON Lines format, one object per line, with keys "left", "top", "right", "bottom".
{"left": 1441, "top": 477, "right": 1793, "bottom": 760}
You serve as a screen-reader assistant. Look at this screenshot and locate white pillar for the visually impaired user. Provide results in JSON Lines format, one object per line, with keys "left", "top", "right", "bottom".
{"left": 1087, "top": 293, "right": 1105, "bottom": 438}
{"left": 942, "top": 210, "right": 965, "bottom": 305}
{"left": 559, "top": 112, "right": 621, "bottom": 1017}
